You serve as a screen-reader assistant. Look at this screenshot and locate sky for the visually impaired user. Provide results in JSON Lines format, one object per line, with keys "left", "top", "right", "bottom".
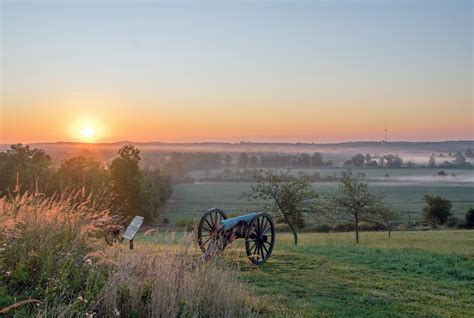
{"left": 1, "top": 0, "right": 472, "bottom": 143}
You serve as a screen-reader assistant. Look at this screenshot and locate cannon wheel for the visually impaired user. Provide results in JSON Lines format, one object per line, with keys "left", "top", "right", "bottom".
{"left": 104, "top": 226, "right": 124, "bottom": 246}
{"left": 197, "top": 208, "right": 228, "bottom": 253}
{"left": 245, "top": 213, "right": 275, "bottom": 265}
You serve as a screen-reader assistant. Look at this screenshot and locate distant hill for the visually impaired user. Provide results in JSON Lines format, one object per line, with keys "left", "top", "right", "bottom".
{"left": 1, "top": 140, "right": 473, "bottom": 162}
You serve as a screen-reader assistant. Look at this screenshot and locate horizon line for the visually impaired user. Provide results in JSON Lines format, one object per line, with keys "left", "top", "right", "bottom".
{"left": 1, "top": 139, "right": 474, "bottom": 146}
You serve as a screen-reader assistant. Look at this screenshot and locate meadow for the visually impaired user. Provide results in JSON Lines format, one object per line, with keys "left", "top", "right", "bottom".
{"left": 2, "top": 190, "right": 473, "bottom": 317}
{"left": 136, "top": 230, "right": 474, "bottom": 317}
{"left": 161, "top": 167, "right": 474, "bottom": 224}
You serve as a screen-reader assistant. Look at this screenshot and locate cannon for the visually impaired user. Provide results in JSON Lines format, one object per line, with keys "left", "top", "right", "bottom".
{"left": 197, "top": 208, "right": 275, "bottom": 265}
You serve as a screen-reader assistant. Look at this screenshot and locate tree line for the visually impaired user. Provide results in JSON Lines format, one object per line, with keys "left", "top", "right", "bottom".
{"left": 153, "top": 149, "right": 473, "bottom": 184}
{"left": 242, "top": 170, "right": 474, "bottom": 245}
{"left": 0, "top": 144, "right": 171, "bottom": 222}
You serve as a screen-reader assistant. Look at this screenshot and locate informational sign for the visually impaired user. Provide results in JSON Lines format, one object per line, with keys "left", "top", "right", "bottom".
{"left": 122, "top": 216, "right": 144, "bottom": 240}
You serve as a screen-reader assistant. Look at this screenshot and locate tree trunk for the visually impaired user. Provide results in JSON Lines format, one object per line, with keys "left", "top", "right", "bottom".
{"left": 283, "top": 212, "right": 298, "bottom": 245}
{"left": 275, "top": 199, "right": 298, "bottom": 245}
{"left": 355, "top": 219, "right": 359, "bottom": 244}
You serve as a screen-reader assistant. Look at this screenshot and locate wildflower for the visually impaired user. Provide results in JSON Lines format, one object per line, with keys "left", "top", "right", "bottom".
{"left": 113, "top": 308, "right": 120, "bottom": 316}
{"left": 77, "top": 296, "right": 87, "bottom": 303}
{"left": 84, "top": 258, "right": 92, "bottom": 265}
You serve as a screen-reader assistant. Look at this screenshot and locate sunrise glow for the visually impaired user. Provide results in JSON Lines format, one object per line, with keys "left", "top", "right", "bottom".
{"left": 0, "top": 2, "right": 472, "bottom": 144}
{"left": 80, "top": 126, "right": 95, "bottom": 140}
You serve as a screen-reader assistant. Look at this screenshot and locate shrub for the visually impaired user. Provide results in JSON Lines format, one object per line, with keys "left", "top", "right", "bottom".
{"left": 466, "top": 208, "right": 474, "bottom": 229}
{"left": 274, "top": 223, "right": 290, "bottom": 232}
{"left": 315, "top": 224, "right": 332, "bottom": 233}
{"left": 422, "top": 195, "right": 452, "bottom": 226}
{"left": 358, "top": 222, "right": 385, "bottom": 232}
{"left": 446, "top": 216, "right": 459, "bottom": 228}
{"left": 332, "top": 223, "right": 355, "bottom": 232}
{"left": 162, "top": 217, "right": 170, "bottom": 224}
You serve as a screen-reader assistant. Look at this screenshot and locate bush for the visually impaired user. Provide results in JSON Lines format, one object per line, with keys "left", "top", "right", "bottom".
{"left": 422, "top": 195, "right": 452, "bottom": 226}
{"left": 274, "top": 223, "right": 291, "bottom": 232}
{"left": 466, "top": 209, "right": 474, "bottom": 229}
{"left": 332, "top": 223, "right": 355, "bottom": 232}
{"left": 315, "top": 224, "right": 332, "bottom": 233}
{"left": 162, "top": 217, "right": 170, "bottom": 224}
{"left": 446, "top": 216, "right": 459, "bottom": 228}
{"left": 358, "top": 222, "right": 386, "bottom": 232}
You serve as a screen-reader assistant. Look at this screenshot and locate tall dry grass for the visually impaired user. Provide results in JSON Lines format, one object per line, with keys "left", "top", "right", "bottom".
{"left": 0, "top": 188, "right": 113, "bottom": 316}
{"left": 92, "top": 234, "right": 260, "bottom": 317}
{"left": 0, "top": 188, "right": 263, "bottom": 317}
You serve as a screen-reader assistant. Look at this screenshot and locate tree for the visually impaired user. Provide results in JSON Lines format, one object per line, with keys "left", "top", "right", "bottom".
{"left": 429, "top": 156, "right": 436, "bottom": 167}
{"left": 110, "top": 145, "right": 143, "bottom": 217}
{"left": 0, "top": 144, "right": 53, "bottom": 195}
{"left": 465, "top": 208, "right": 474, "bottom": 229}
{"left": 326, "top": 171, "right": 388, "bottom": 244}
{"left": 466, "top": 148, "right": 474, "bottom": 158}
{"left": 248, "top": 155, "right": 259, "bottom": 168}
{"left": 297, "top": 153, "right": 311, "bottom": 167}
{"left": 422, "top": 195, "right": 452, "bottom": 226}
{"left": 372, "top": 205, "right": 399, "bottom": 238}
{"left": 237, "top": 153, "right": 249, "bottom": 168}
{"left": 55, "top": 156, "right": 110, "bottom": 191}
{"left": 364, "top": 153, "right": 372, "bottom": 165}
{"left": 144, "top": 168, "right": 172, "bottom": 205}
{"left": 345, "top": 153, "right": 365, "bottom": 167}
{"left": 223, "top": 154, "right": 232, "bottom": 168}
{"left": 164, "top": 152, "right": 190, "bottom": 183}
{"left": 454, "top": 152, "right": 467, "bottom": 166}
{"left": 383, "top": 154, "right": 403, "bottom": 168}
{"left": 241, "top": 170, "right": 319, "bottom": 245}
{"left": 311, "top": 152, "right": 324, "bottom": 167}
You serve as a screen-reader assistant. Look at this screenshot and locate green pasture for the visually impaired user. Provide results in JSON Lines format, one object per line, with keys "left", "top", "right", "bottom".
{"left": 135, "top": 230, "right": 474, "bottom": 317}
{"left": 159, "top": 180, "right": 474, "bottom": 224}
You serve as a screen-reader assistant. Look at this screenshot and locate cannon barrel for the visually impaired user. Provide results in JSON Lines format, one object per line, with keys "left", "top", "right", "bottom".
{"left": 219, "top": 212, "right": 257, "bottom": 231}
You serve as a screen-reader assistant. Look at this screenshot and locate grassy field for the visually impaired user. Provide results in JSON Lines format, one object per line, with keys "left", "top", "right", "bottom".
{"left": 160, "top": 180, "right": 474, "bottom": 224}
{"left": 135, "top": 230, "right": 474, "bottom": 317}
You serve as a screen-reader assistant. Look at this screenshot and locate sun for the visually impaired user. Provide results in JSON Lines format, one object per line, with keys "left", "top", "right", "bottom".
{"left": 80, "top": 126, "right": 95, "bottom": 139}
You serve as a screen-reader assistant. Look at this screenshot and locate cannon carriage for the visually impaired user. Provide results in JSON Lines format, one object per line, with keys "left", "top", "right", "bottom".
{"left": 197, "top": 208, "right": 275, "bottom": 265}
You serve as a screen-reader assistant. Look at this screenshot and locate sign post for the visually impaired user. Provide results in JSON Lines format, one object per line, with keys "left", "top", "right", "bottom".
{"left": 122, "top": 216, "right": 144, "bottom": 250}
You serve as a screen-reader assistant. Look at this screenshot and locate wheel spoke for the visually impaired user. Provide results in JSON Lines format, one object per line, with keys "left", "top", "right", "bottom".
{"left": 262, "top": 243, "right": 269, "bottom": 256}
{"left": 204, "top": 219, "right": 213, "bottom": 230}
{"left": 257, "top": 217, "right": 262, "bottom": 235}
{"left": 202, "top": 225, "right": 212, "bottom": 232}
{"left": 252, "top": 243, "right": 259, "bottom": 255}
{"left": 262, "top": 218, "right": 270, "bottom": 234}
{"left": 209, "top": 213, "right": 214, "bottom": 228}
{"left": 203, "top": 236, "right": 211, "bottom": 245}
{"left": 258, "top": 245, "right": 264, "bottom": 259}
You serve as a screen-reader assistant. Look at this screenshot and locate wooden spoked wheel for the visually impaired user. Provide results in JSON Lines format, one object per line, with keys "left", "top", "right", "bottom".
{"left": 104, "top": 225, "right": 124, "bottom": 246}
{"left": 245, "top": 213, "right": 275, "bottom": 265}
{"left": 197, "top": 208, "right": 228, "bottom": 253}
